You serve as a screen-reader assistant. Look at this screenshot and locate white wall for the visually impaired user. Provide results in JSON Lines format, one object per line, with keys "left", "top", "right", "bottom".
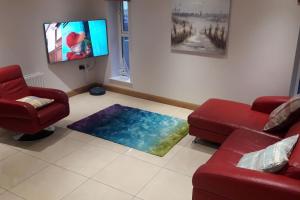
{"left": 0, "top": 0, "right": 299, "bottom": 104}
{"left": 97, "top": 0, "right": 300, "bottom": 104}
{"left": 0, "top": 0, "right": 106, "bottom": 92}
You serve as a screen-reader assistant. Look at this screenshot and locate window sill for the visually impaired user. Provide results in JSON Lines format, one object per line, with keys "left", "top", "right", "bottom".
{"left": 109, "top": 76, "right": 132, "bottom": 86}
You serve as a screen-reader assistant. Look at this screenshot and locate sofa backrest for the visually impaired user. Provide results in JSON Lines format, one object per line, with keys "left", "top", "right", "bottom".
{"left": 281, "top": 136, "right": 300, "bottom": 179}
{"left": 0, "top": 65, "right": 31, "bottom": 100}
{"left": 281, "top": 121, "right": 300, "bottom": 179}
{"left": 285, "top": 121, "right": 300, "bottom": 138}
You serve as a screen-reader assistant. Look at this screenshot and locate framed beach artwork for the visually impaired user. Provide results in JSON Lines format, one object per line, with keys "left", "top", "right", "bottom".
{"left": 171, "top": 0, "right": 231, "bottom": 56}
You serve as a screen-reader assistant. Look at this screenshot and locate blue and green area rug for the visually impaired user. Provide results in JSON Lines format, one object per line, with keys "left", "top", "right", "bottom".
{"left": 67, "top": 104, "right": 188, "bottom": 157}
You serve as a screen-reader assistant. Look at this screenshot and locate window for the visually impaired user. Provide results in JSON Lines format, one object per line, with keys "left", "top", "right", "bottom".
{"left": 119, "top": 1, "right": 131, "bottom": 81}
{"left": 108, "top": 0, "right": 131, "bottom": 84}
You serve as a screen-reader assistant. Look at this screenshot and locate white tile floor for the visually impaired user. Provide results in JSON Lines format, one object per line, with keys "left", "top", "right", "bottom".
{"left": 0, "top": 91, "right": 217, "bottom": 200}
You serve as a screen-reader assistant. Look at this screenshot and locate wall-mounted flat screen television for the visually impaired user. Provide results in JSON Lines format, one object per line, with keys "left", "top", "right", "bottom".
{"left": 43, "top": 19, "right": 109, "bottom": 64}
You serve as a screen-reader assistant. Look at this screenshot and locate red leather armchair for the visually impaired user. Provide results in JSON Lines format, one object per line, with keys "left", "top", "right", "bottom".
{"left": 0, "top": 65, "right": 69, "bottom": 137}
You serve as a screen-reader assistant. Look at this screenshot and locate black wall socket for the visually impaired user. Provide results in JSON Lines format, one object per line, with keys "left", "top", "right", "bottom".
{"left": 79, "top": 65, "right": 85, "bottom": 70}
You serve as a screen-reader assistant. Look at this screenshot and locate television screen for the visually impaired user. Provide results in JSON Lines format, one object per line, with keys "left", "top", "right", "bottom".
{"left": 43, "top": 19, "right": 109, "bottom": 64}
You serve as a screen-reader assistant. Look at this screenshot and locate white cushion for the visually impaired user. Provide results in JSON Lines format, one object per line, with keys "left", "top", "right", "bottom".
{"left": 237, "top": 134, "right": 299, "bottom": 172}
{"left": 16, "top": 96, "right": 54, "bottom": 109}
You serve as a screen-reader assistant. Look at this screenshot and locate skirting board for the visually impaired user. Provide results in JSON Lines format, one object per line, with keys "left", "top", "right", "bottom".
{"left": 67, "top": 83, "right": 199, "bottom": 110}
{"left": 67, "top": 83, "right": 100, "bottom": 97}
{"left": 103, "top": 84, "right": 199, "bottom": 110}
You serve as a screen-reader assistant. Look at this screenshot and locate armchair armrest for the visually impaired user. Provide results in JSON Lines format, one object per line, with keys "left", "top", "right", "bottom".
{"left": 251, "top": 96, "right": 290, "bottom": 114}
{"left": 193, "top": 164, "right": 300, "bottom": 200}
{"left": 0, "top": 99, "right": 37, "bottom": 120}
{"left": 28, "top": 87, "right": 68, "bottom": 104}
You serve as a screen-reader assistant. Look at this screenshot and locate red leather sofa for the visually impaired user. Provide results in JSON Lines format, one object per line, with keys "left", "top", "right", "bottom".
{"left": 0, "top": 65, "right": 69, "bottom": 136}
{"left": 188, "top": 96, "right": 300, "bottom": 200}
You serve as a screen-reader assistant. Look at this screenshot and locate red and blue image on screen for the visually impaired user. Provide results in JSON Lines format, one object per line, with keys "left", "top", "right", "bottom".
{"left": 44, "top": 19, "right": 108, "bottom": 64}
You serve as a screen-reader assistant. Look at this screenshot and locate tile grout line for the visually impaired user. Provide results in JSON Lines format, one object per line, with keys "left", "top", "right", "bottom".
{"left": 6, "top": 138, "right": 199, "bottom": 195}
{"left": 6, "top": 149, "right": 89, "bottom": 195}
{"left": 129, "top": 141, "right": 208, "bottom": 197}
{"left": 0, "top": 152, "right": 50, "bottom": 189}
{"left": 54, "top": 149, "right": 123, "bottom": 179}
{"left": 133, "top": 167, "right": 164, "bottom": 199}
{"left": 91, "top": 177, "right": 136, "bottom": 197}
{"left": 58, "top": 153, "right": 129, "bottom": 200}
{"left": 87, "top": 140, "right": 131, "bottom": 155}
{"left": 0, "top": 148, "right": 21, "bottom": 163}
{"left": 56, "top": 144, "right": 190, "bottom": 199}
{"left": 161, "top": 145, "right": 186, "bottom": 168}
{"left": 4, "top": 135, "right": 132, "bottom": 199}
{"left": 17, "top": 137, "right": 91, "bottom": 166}
{"left": 57, "top": 178, "right": 90, "bottom": 200}
{"left": 89, "top": 153, "right": 163, "bottom": 197}
{"left": 2, "top": 191, "right": 27, "bottom": 200}
{"left": 161, "top": 145, "right": 213, "bottom": 178}
{"left": 126, "top": 143, "right": 192, "bottom": 198}
{"left": 123, "top": 144, "right": 185, "bottom": 168}
{"left": 161, "top": 166, "right": 193, "bottom": 178}
{"left": 52, "top": 137, "right": 120, "bottom": 163}
{"left": 15, "top": 141, "right": 122, "bottom": 180}
{"left": 6, "top": 161, "right": 50, "bottom": 199}
{"left": 7, "top": 159, "right": 88, "bottom": 200}
{"left": 8, "top": 143, "right": 194, "bottom": 199}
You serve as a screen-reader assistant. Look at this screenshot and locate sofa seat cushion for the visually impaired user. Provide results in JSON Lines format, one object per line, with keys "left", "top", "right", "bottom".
{"left": 189, "top": 125, "right": 228, "bottom": 144}
{"left": 220, "top": 129, "right": 281, "bottom": 155}
{"left": 207, "top": 149, "right": 242, "bottom": 166}
{"left": 188, "top": 99, "right": 269, "bottom": 137}
{"left": 37, "top": 103, "right": 67, "bottom": 125}
{"left": 206, "top": 129, "right": 281, "bottom": 167}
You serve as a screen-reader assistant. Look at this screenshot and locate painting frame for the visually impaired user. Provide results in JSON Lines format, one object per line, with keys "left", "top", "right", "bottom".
{"left": 171, "top": 0, "right": 231, "bottom": 57}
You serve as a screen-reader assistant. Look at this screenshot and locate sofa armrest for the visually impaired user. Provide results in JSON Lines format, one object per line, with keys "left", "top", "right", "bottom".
{"left": 193, "top": 164, "right": 300, "bottom": 200}
{"left": 0, "top": 99, "right": 37, "bottom": 120}
{"left": 251, "top": 96, "right": 290, "bottom": 114}
{"left": 28, "top": 87, "right": 69, "bottom": 104}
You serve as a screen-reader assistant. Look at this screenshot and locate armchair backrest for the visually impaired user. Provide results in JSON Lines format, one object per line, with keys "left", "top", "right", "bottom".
{"left": 0, "top": 65, "right": 31, "bottom": 100}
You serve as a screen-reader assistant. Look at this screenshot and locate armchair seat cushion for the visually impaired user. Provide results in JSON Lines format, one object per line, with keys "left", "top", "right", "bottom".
{"left": 37, "top": 103, "right": 68, "bottom": 125}
{"left": 188, "top": 99, "right": 269, "bottom": 138}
